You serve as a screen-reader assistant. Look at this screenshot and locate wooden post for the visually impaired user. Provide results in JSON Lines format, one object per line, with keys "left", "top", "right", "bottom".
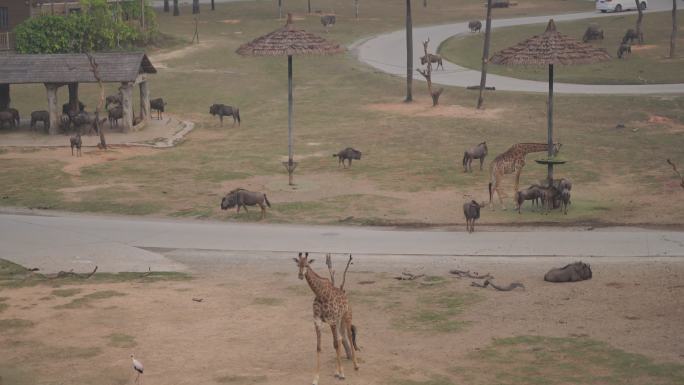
{"left": 45, "top": 83, "right": 60, "bottom": 135}
{"left": 68, "top": 82, "right": 79, "bottom": 112}
{"left": 0, "top": 84, "right": 9, "bottom": 110}
{"left": 355, "top": 0, "right": 359, "bottom": 20}
{"left": 287, "top": 55, "right": 295, "bottom": 185}
{"left": 547, "top": 64, "right": 554, "bottom": 184}
{"left": 211, "top": 0, "right": 215, "bottom": 10}
{"left": 670, "top": 0, "right": 677, "bottom": 58}
{"left": 139, "top": 81, "right": 150, "bottom": 122}
{"left": 405, "top": 0, "right": 413, "bottom": 102}
{"left": 120, "top": 82, "right": 134, "bottom": 132}
{"left": 477, "top": 0, "right": 493, "bottom": 109}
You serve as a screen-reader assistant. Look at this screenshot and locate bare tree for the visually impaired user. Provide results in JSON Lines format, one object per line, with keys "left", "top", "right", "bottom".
{"left": 477, "top": 0, "right": 493, "bottom": 109}
{"left": 416, "top": 38, "right": 443, "bottom": 106}
{"left": 670, "top": 0, "right": 677, "bottom": 58}
{"left": 634, "top": 0, "right": 644, "bottom": 44}
{"left": 85, "top": 53, "right": 107, "bottom": 150}
{"left": 405, "top": 0, "right": 413, "bottom": 102}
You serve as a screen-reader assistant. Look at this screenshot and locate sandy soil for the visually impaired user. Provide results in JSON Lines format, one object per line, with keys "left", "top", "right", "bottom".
{"left": 1, "top": 254, "right": 682, "bottom": 385}
{"left": 366, "top": 101, "right": 505, "bottom": 120}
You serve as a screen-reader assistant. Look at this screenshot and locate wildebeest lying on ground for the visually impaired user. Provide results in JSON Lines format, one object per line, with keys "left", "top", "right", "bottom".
{"left": 70, "top": 132, "right": 82, "bottom": 157}
{"left": 150, "top": 98, "right": 167, "bottom": 119}
{"left": 420, "top": 53, "right": 443, "bottom": 70}
{"left": 468, "top": 20, "right": 482, "bottom": 33}
{"left": 333, "top": 147, "right": 362, "bottom": 168}
{"left": 582, "top": 24, "right": 604, "bottom": 42}
{"left": 30, "top": 110, "right": 50, "bottom": 131}
{"left": 0, "top": 110, "right": 15, "bottom": 128}
{"left": 209, "top": 104, "right": 241, "bottom": 126}
{"left": 514, "top": 185, "right": 543, "bottom": 213}
{"left": 544, "top": 262, "right": 592, "bottom": 282}
{"left": 463, "top": 141, "right": 488, "bottom": 172}
{"left": 463, "top": 200, "right": 484, "bottom": 233}
{"left": 62, "top": 101, "right": 86, "bottom": 115}
{"left": 221, "top": 188, "right": 271, "bottom": 219}
{"left": 320, "top": 14, "right": 336, "bottom": 31}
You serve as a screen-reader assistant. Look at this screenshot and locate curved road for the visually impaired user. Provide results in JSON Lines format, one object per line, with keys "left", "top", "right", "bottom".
{"left": 352, "top": 0, "right": 684, "bottom": 94}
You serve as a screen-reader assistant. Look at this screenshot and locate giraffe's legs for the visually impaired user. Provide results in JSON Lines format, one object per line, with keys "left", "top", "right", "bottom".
{"left": 345, "top": 320, "right": 359, "bottom": 370}
{"left": 513, "top": 168, "right": 523, "bottom": 206}
{"left": 492, "top": 171, "right": 506, "bottom": 210}
{"left": 340, "top": 325, "right": 352, "bottom": 359}
{"left": 331, "top": 322, "right": 345, "bottom": 379}
{"left": 313, "top": 318, "right": 322, "bottom": 385}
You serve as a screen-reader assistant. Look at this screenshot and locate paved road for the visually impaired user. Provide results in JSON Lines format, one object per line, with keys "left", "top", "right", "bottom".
{"left": 1, "top": 211, "right": 683, "bottom": 273}
{"left": 352, "top": 0, "right": 684, "bottom": 94}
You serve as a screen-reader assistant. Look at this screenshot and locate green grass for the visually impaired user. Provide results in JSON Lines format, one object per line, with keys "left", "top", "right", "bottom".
{"left": 440, "top": 10, "right": 684, "bottom": 85}
{"left": 106, "top": 333, "right": 137, "bottom": 348}
{"left": 51, "top": 288, "right": 83, "bottom": 297}
{"left": 453, "top": 335, "right": 684, "bottom": 385}
{"left": 0, "top": 318, "right": 35, "bottom": 332}
{"left": 55, "top": 290, "right": 127, "bottom": 309}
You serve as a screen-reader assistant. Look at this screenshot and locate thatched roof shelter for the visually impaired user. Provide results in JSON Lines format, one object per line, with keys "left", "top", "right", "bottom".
{"left": 236, "top": 14, "right": 344, "bottom": 185}
{"left": 489, "top": 19, "right": 611, "bottom": 184}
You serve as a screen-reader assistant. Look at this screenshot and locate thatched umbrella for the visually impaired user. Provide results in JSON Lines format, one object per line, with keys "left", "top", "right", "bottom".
{"left": 490, "top": 19, "right": 611, "bottom": 183}
{"left": 236, "top": 13, "right": 344, "bottom": 185}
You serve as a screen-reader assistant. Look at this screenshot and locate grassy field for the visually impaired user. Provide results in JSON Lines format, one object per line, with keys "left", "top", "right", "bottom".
{"left": 439, "top": 10, "right": 684, "bottom": 84}
{"left": 1, "top": 0, "right": 683, "bottom": 226}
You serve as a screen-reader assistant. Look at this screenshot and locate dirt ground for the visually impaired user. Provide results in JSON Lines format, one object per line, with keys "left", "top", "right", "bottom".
{"left": 1, "top": 253, "right": 682, "bottom": 385}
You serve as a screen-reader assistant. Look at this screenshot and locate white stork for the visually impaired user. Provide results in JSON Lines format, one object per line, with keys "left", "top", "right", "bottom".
{"left": 130, "top": 354, "right": 144, "bottom": 384}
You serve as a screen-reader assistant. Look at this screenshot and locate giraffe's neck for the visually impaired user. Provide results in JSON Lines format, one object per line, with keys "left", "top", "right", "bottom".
{"left": 305, "top": 267, "right": 330, "bottom": 298}
{"left": 514, "top": 143, "right": 551, "bottom": 156}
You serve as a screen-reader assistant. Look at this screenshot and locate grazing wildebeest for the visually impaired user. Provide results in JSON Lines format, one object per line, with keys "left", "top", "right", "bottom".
{"left": 62, "top": 101, "right": 86, "bottom": 115}
{"left": 559, "top": 188, "right": 571, "bottom": 215}
{"left": 70, "top": 132, "right": 82, "bottom": 157}
{"left": 463, "top": 141, "right": 488, "bottom": 172}
{"left": 514, "top": 185, "right": 543, "bottom": 214}
{"left": 544, "top": 262, "right": 592, "bottom": 283}
{"left": 420, "top": 53, "right": 443, "bottom": 70}
{"left": 582, "top": 24, "right": 604, "bottom": 42}
{"left": 553, "top": 178, "right": 572, "bottom": 192}
{"left": 3, "top": 108, "right": 20, "bottom": 126}
{"left": 468, "top": 20, "right": 482, "bottom": 33}
{"left": 220, "top": 188, "right": 271, "bottom": 219}
{"left": 320, "top": 14, "right": 336, "bottom": 31}
{"left": 622, "top": 28, "right": 641, "bottom": 44}
{"left": 105, "top": 93, "right": 122, "bottom": 109}
{"left": 617, "top": 42, "right": 631, "bottom": 59}
{"left": 491, "top": 0, "right": 510, "bottom": 8}
{"left": 30, "top": 110, "right": 50, "bottom": 131}
{"left": 463, "top": 200, "right": 484, "bottom": 233}
{"left": 209, "top": 104, "right": 241, "bottom": 126}
{"left": 108, "top": 105, "right": 123, "bottom": 128}
{"left": 150, "top": 98, "right": 166, "bottom": 119}
{"left": 0, "top": 111, "right": 16, "bottom": 128}
{"left": 333, "top": 147, "right": 362, "bottom": 168}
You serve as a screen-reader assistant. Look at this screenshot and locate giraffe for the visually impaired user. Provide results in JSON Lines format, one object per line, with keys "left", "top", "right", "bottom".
{"left": 488, "top": 142, "right": 561, "bottom": 210}
{"left": 294, "top": 252, "right": 359, "bottom": 385}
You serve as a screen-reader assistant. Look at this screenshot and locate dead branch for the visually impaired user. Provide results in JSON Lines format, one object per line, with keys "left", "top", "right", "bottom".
{"left": 470, "top": 279, "right": 524, "bottom": 291}
{"left": 325, "top": 253, "right": 336, "bottom": 286}
{"left": 141, "top": 267, "right": 153, "bottom": 277}
{"left": 666, "top": 159, "right": 684, "bottom": 189}
{"left": 394, "top": 272, "right": 425, "bottom": 281}
{"left": 340, "top": 254, "right": 353, "bottom": 291}
{"left": 449, "top": 269, "right": 493, "bottom": 279}
{"left": 467, "top": 85, "right": 496, "bottom": 91}
{"left": 192, "top": 297, "right": 204, "bottom": 302}
{"left": 416, "top": 37, "right": 443, "bottom": 106}
{"left": 47, "top": 265, "right": 98, "bottom": 280}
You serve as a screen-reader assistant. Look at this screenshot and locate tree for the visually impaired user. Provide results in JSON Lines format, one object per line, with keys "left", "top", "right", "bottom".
{"left": 354, "top": 0, "right": 359, "bottom": 20}
{"left": 477, "top": 0, "right": 493, "bottom": 109}
{"left": 192, "top": 0, "right": 199, "bottom": 14}
{"left": 163, "top": 0, "right": 169, "bottom": 12}
{"left": 173, "top": 0, "right": 179, "bottom": 16}
{"left": 416, "top": 38, "right": 443, "bottom": 106}
{"left": 211, "top": 0, "right": 215, "bottom": 11}
{"left": 670, "top": 0, "right": 677, "bottom": 58}
{"left": 308, "top": 0, "right": 311, "bottom": 14}
{"left": 634, "top": 0, "right": 644, "bottom": 44}
{"left": 405, "top": 0, "right": 413, "bottom": 102}
{"left": 86, "top": 53, "right": 107, "bottom": 150}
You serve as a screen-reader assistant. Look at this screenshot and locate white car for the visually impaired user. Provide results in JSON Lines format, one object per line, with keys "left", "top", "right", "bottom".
{"left": 596, "top": 0, "right": 647, "bottom": 13}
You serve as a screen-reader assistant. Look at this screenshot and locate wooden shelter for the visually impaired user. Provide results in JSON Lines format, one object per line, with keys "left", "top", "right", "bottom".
{"left": 0, "top": 52, "right": 157, "bottom": 134}
{"left": 490, "top": 19, "right": 610, "bottom": 183}
{"left": 236, "top": 13, "right": 344, "bottom": 185}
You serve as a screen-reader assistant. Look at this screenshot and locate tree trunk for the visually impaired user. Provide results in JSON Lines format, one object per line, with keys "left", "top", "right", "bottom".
{"left": 192, "top": 0, "right": 199, "bottom": 14}
{"left": 417, "top": 39, "right": 443, "bottom": 106}
{"left": 211, "top": 0, "right": 215, "bottom": 11}
{"left": 477, "top": 0, "right": 493, "bottom": 109}
{"left": 163, "top": 0, "right": 169, "bottom": 12}
{"left": 670, "top": 0, "right": 677, "bottom": 58}
{"left": 355, "top": 0, "right": 359, "bottom": 20}
{"left": 0, "top": 84, "right": 10, "bottom": 110}
{"left": 423, "top": 0, "right": 427, "bottom": 7}
{"left": 307, "top": 0, "right": 311, "bottom": 13}
{"left": 86, "top": 54, "right": 107, "bottom": 149}
{"left": 278, "top": 0, "right": 282, "bottom": 19}
{"left": 405, "top": 0, "right": 413, "bottom": 103}
{"left": 634, "top": 0, "right": 644, "bottom": 44}
{"left": 68, "top": 83, "right": 79, "bottom": 113}
{"left": 140, "top": 0, "right": 145, "bottom": 33}
{"left": 173, "top": 0, "right": 179, "bottom": 16}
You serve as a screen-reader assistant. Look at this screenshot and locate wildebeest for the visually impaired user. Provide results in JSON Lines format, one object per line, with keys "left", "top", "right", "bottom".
{"left": 463, "top": 200, "right": 484, "bottom": 233}
{"left": 514, "top": 185, "right": 543, "bottom": 214}
{"left": 617, "top": 42, "right": 631, "bottom": 59}
{"left": 67, "top": 111, "right": 105, "bottom": 134}
{"left": 468, "top": 20, "right": 482, "bottom": 33}
{"left": 491, "top": 0, "right": 510, "bottom": 8}
{"left": 3, "top": 108, "right": 20, "bottom": 126}
{"left": 553, "top": 178, "right": 572, "bottom": 192}
{"left": 62, "top": 101, "right": 86, "bottom": 115}
{"left": 105, "top": 93, "right": 122, "bottom": 109}
{"left": 209, "top": 104, "right": 241, "bottom": 126}
{"left": 30, "top": 110, "right": 50, "bottom": 131}
{"left": 544, "top": 262, "right": 592, "bottom": 283}
{"left": 220, "top": 188, "right": 271, "bottom": 219}
{"left": 70, "top": 132, "right": 82, "bottom": 157}
{"left": 108, "top": 105, "right": 123, "bottom": 128}
{"left": 333, "top": 147, "right": 362, "bottom": 168}
{"left": 0, "top": 110, "right": 15, "bottom": 128}
{"left": 582, "top": 24, "right": 604, "bottom": 42}
{"left": 463, "top": 141, "right": 488, "bottom": 172}
{"left": 150, "top": 98, "right": 166, "bottom": 119}
{"left": 320, "top": 14, "right": 336, "bottom": 31}
{"left": 622, "top": 28, "right": 641, "bottom": 44}
{"left": 559, "top": 188, "right": 571, "bottom": 215}
{"left": 420, "top": 53, "right": 443, "bottom": 70}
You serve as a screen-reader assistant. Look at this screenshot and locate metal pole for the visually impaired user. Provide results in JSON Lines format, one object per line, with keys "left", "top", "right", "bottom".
{"left": 288, "top": 55, "right": 294, "bottom": 185}
{"left": 405, "top": 0, "right": 413, "bottom": 102}
{"left": 477, "top": 0, "right": 493, "bottom": 109}
{"left": 547, "top": 63, "right": 554, "bottom": 184}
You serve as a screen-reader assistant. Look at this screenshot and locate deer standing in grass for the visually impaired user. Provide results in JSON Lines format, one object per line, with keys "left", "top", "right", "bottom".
{"left": 294, "top": 252, "right": 359, "bottom": 385}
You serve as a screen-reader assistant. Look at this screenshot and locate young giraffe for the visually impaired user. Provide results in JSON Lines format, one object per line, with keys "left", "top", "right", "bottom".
{"left": 294, "top": 252, "right": 359, "bottom": 385}
{"left": 488, "top": 142, "right": 561, "bottom": 210}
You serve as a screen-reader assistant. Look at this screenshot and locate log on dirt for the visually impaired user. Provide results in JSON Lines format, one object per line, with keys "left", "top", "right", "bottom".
{"left": 449, "top": 269, "right": 493, "bottom": 279}
{"left": 666, "top": 159, "right": 684, "bottom": 189}
{"left": 394, "top": 272, "right": 425, "bottom": 281}
{"left": 47, "top": 265, "right": 98, "bottom": 280}
{"left": 471, "top": 279, "right": 525, "bottom": 291}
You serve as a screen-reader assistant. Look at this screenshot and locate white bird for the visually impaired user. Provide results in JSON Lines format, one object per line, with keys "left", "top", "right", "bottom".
{"left": 130, "top": 354, "right": 144, "bottom": 384}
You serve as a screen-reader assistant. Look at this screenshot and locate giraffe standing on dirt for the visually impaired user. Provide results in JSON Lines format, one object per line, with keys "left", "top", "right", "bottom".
{"left": 294, "top": 252, "right": 359, "bottom": 385}
{"left": 488, "top": 142, "right": 561, "bottom": 210}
